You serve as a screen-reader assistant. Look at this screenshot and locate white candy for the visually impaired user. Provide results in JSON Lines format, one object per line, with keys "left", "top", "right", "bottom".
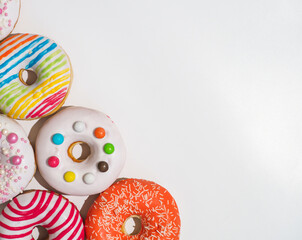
{"left": 2, "top": 129, "right": 8, "bottom": 135}
{"left": 83, "top": 172, "right": 95, "bottom": 184}
{"left": 73, "top": 121, "right": 86, "bottom": 132}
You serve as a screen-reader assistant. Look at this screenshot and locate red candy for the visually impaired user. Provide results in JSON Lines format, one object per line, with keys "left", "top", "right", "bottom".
{"left": 48, "top": 156, "right": 59, "bottom": 168}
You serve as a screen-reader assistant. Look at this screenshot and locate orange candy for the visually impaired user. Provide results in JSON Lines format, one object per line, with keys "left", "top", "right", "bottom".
{"left": 94, "top": 127, "right": 105, "bottom": 139}
{"left": 85, "top": 179, "right": 181, "bottom": 239}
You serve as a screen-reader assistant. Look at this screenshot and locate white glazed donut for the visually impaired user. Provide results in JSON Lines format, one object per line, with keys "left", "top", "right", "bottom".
{"left": 0, "top": 190, "right": 85, "bottom": 239}
{"left": 35, "top": 106, "right": 126, "bottom": 196}
{"left": 0, "top": 0, "right": 20, "bottom": 41}
{"left": 0, "top": 114, "right": 35, "bottom": 204}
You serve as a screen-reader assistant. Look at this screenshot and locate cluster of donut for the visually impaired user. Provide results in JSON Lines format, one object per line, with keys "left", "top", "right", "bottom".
{"left": 0, "top": 1, "right": 181, "bottom": 239}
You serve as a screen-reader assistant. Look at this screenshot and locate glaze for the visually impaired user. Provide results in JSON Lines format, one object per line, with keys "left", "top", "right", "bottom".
{"left": 0, "top": 114, "right": 35, "bottom": 204}
{"left": 0, "top": 33, "right": 72, "bottom": 120}
{"left": 85, "top": 179, "right": 181, "bottom": 239}
{"left": 0, "top": 190, "right": 84, "bottom": 239}
{"left": 0, "top": 0, "right": 20, "bottom": 41}
{"left": 35, "top": 106, "right": 126, "bottom": 195}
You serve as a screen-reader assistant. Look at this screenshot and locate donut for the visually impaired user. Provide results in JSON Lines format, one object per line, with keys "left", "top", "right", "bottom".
{"left": 85, "top": 179, "right": 181, "bottom": 240}
{"left": 0, "top": 114, "right": 35, "bottom": 204}
{"left": 35, "top": 106, "right": 126, "bottom": 195}
{"left": 0, "top": 33, "right": 72, "bottom": 120}
{"left": 0, "top": 0, "right": 20, "bottom": 41}
{"left": 0, "top": 190, "right": 85, "bottom": 239}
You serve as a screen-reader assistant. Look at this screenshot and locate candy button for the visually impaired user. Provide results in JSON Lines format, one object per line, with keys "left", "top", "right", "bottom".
{"left": 98, "top": 161, "right": 109, "bottom": 172}
{"left": 7, "top": 133, "right": 18, "bottom": 144}
{"left": 104, "top": 143, "right": 114, "bottom": 154}
{"left": 52, "top": 133, "right": 64, "bottom": 145}
{"left": 11, "top": 156, "right": 22, "bottom": 165}
{"left": 94, "top": 127, "right": 106, "bottom": 139}
{"left": 73, "top": 121, "right": 85, "bottom": 132}
{"left": 64, "top": 171, "right": 75, "bottom": 182}
{"left": 48, "top": 156, "right": 59, "bottom": 168}
{"left": 83, "top": 172, "right": 95, "bottom": 184}
{"left": 2, "top": 129, "right": 8, "bottom": 135}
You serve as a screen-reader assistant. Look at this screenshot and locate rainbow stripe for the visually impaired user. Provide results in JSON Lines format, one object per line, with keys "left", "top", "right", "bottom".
{"left": 0, "top": 34, "right": 72, "bottom": 119}
{"left": 0, "top": 190, "right": 84, "bottom": 240}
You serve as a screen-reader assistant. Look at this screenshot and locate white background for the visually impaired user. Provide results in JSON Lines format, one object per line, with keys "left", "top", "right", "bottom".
{"left": 1, "top": 0, "right": 302, "bottom": 239}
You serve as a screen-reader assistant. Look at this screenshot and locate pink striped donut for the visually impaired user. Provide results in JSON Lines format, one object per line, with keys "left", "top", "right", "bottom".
{"left": 0, "top": 190, "right": 84, "bottom": 240}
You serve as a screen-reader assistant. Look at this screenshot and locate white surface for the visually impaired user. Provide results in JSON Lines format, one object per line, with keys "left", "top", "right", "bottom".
{"left": 0, "top": 0, "right": 302, "bottom": 239}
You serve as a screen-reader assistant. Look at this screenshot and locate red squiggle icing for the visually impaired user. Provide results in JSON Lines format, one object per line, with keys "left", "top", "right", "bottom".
{"left": 13, "top": 191, "right": 39, "bottom": 210}
{"left": 26, "top": 88, "right": 67, "bottom": 119}
{"left": 34, "top": 92, "right": 66, "bottom": 118}
{"left": 0, "top": 195, "right": 61, "bottom": 231}
{"left": 0, "top": 190, "right": 84, "bottom": 239}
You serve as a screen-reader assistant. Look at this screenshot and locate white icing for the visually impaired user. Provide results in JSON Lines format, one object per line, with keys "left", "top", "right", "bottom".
{"left": 0, "top": 0, "right": 20, "bottom": 41}
{"left": 0, "top": 114, "right": 35, "bottom": 204}
{"left": 0, "top": 190, "right": 84, "bottom": 239}
{"left": 35, "top": 106, "right": 126, "bottom": 196}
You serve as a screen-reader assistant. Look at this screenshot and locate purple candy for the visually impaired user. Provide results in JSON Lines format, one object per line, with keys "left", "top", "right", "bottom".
{"left": 7, "top": 133, "right": 18, "bottom": 144}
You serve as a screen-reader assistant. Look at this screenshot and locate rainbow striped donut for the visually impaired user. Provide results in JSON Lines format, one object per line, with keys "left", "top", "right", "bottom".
{"left": 0, "top": 190, "right": 84, "bottom": 239}
{"left": 0, "top": 33, "right": 72, "bottom": 120}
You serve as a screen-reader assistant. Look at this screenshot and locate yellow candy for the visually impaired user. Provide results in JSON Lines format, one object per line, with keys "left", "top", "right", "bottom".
{"left": 64, "top": 171, "right": 75, "bottom": 182}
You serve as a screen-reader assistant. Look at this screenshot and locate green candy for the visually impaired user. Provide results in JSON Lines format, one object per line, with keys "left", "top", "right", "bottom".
{"left": 104, "top": 143, "right": 115, "bottom": 154}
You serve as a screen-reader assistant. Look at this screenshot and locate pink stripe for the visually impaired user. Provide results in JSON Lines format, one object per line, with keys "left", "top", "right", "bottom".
{"left": 0, "top": 191, "right": 84, "bottom": 240}
{"left": 13, "top": 190, "right": 40, "bottom": 210}
{"left": 4, "top": 192, "right": 53, "bottom": 221}
{"left": 0, "top": 229, "right": 32, "bottom": 239}
{"left": 7, "top": 191, "right": 46, "bottom": 216}
{"left": 68, "top": 216, "right": 85, "bottom": 240}
{"left": 0, "top": 194, "right": 63, "bottom": 231}
{"left": 28, "top": 90, "right": 66, "bottom": 119}
{"left": 33, "top": 92, "right": 66, "bottom": 118}
{"left": 43, "top": 200, "right": 69, "bottom": 228}
{"left": 26, "top": 88, "right": 67, "bottom": 119}
{"left": 48, "top": 203, "right": 75, "bottom": 234}
{"left": 7, "top": 191, "right": 47, "bottom": 216}
{"left": 52, "top": 209, "right": 80, "bottom": 240}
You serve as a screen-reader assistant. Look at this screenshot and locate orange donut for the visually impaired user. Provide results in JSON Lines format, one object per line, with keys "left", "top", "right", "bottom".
{"left": 85, "top": 178, "right": 181, "bottom": 239}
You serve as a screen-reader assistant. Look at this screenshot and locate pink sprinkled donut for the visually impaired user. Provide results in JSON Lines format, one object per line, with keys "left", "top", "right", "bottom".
{"left": 0, "top": 0, "right": 20, "bottom": 41}
{"left": 0, "top": 114, "right": 35, "bottom": 204}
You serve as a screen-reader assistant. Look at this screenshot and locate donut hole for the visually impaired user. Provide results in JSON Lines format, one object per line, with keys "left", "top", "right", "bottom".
{"left": 19, "top": 69, "right": 38, "bottom": 86}
{"left": 68, "top": 141, "right": 91, "bottom": 163}
{"left": 32, "top": 226, "right": 49, "bottom": 240}
{"left": 122, "top": 215, "right": 142, "bottom": 236}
